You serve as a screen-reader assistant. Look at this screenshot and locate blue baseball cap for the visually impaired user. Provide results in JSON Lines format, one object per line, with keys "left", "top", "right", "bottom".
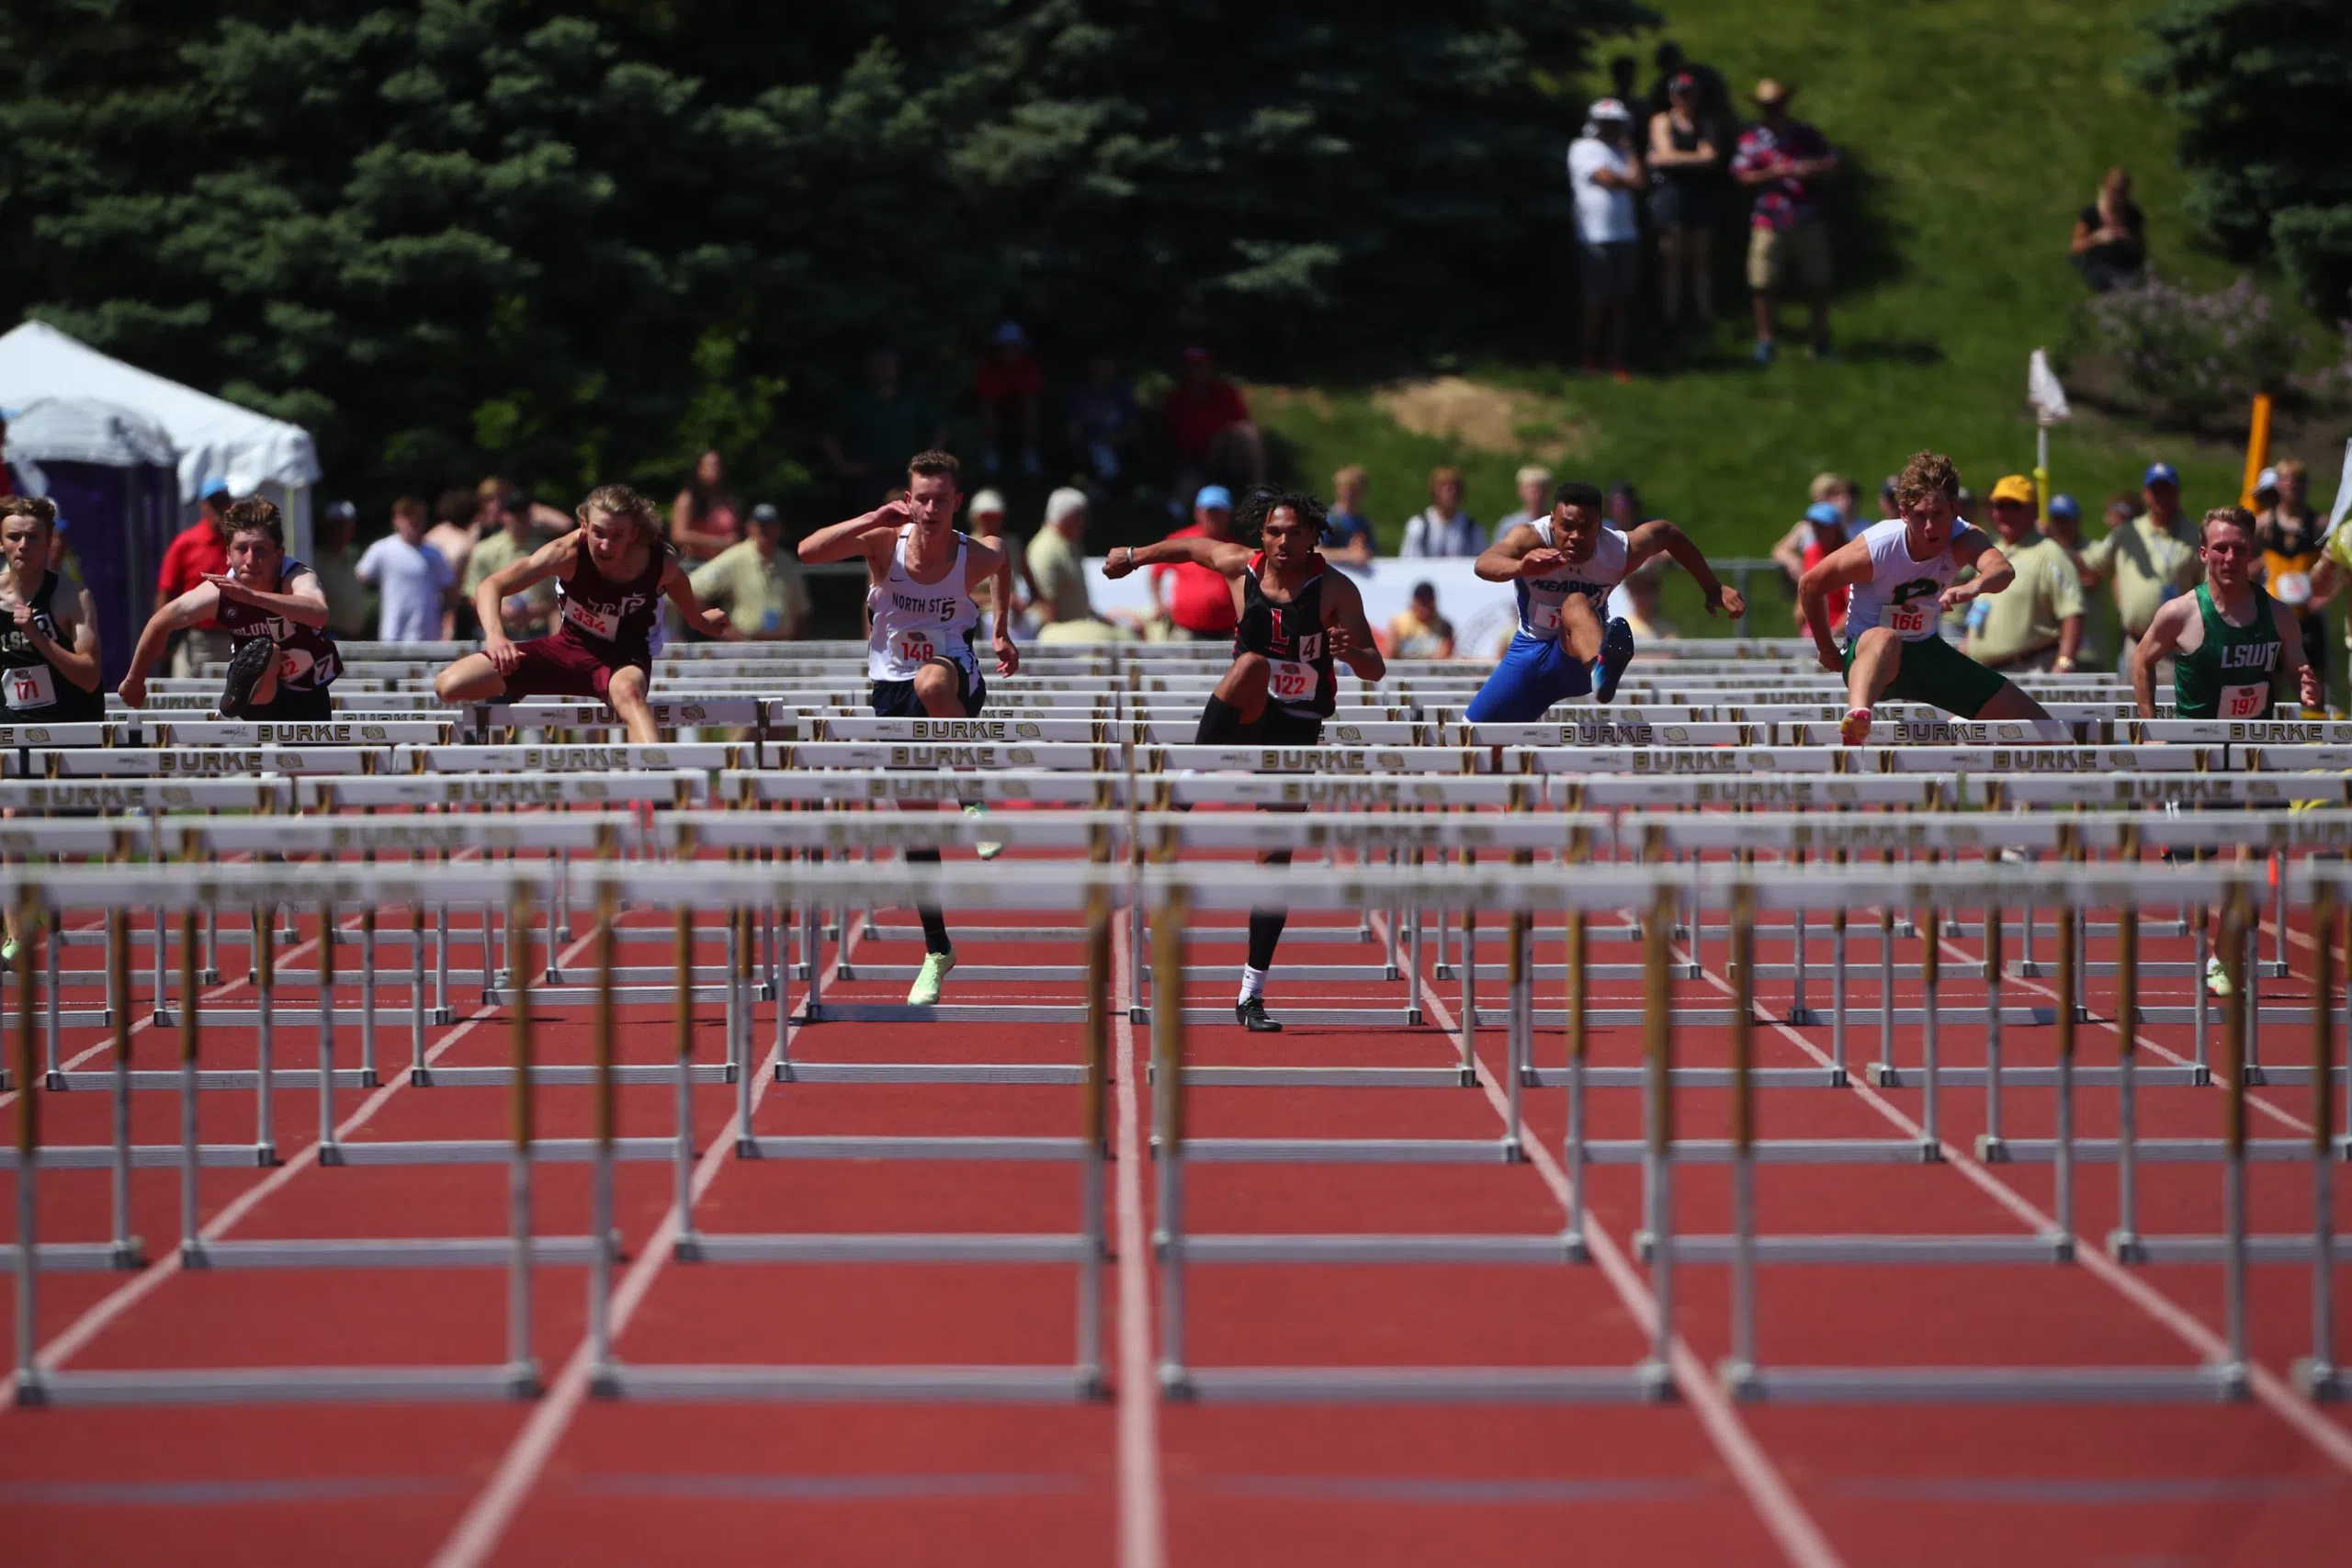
{"left": 1804, "top": 501, "right": 1842, "bottom": 526}
{"left": 1194, "top": 484, "right": 1233, "bottom": 513}
{"left": 2049, "top": 492, "right": 2080, "bottom": 520}
{"left": 2143, "top": 461, "right": 2179, "bottom": 488}
{"left": 199, "top": 475, "right": 232, "bottom": 500}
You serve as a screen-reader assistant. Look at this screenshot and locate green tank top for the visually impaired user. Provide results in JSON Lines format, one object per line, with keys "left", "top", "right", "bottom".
{"left": 2172, "top": 581, "right": 2281, "bottom": 719}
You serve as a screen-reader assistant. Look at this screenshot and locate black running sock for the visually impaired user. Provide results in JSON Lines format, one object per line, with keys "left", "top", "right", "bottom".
{"left": 1194, "top": 694, "right": 1249, "bottom": 745}
{"left": 907, "top": 846, "right": 953, "bottom": 955}
{"left": 1246, "top": 848, "right": 1294, "bottom": 970}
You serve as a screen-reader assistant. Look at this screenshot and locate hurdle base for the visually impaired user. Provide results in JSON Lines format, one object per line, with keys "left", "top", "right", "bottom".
{"left": 1158, "top": 1232, "right": 1579, "bottom": 1266}
{"left": 1975, "top": 1134, "right": 2008, "bottom": 1162}
{"left": 2106, "top": 1228, "right": 2145, "bottom": 1264}
{"left": 600, "top": 1363, "right": 1098, "bottom": 1404}
{"left": 1166, "top": 1364, "right": 1670, "bottom": 1404}
{"left": 1725, "top": 1363, "right": 2242, "bottom": 1404}
{"left": 22, "top": 1364, "right": 542, "bottom": 1406}
{"left": 2291, "top": 1358, "right": 2344, "bottom": 1402}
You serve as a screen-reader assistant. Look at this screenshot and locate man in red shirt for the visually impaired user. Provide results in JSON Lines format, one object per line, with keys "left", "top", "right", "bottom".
{"left": 1152, "top": 485, "right": 1242, "bottom": 640}
{"left": 974, "top": 321, "right": 1044, "bottom": 478}
{"left": 1163, "top": 347, "right": 1265, "bottom": 499}
{"left": 155, "top": 477, "right": 237, "bottom": 678}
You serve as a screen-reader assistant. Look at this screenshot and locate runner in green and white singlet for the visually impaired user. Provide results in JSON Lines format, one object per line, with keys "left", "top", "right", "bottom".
{"left": 2132, "top": 506, "right": 2319, "bottom": 721}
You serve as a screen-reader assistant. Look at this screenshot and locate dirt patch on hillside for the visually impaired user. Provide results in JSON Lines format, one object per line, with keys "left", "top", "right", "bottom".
{"left": 1371, "top": 376, "right": 1589, "bottom": 462}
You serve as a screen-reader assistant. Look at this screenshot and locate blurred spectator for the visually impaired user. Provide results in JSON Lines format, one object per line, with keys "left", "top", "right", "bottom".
{"left": 1608, "top": 54, "right": 1639, "bottom": 104}
{"left": 1790, "top": 501, "right": 1850, "bottom": 638}
{"left": 1876, "top": 474, "right": 1901, "bottom": 520}
{"left": 1649, "top": 73, "right": 1723, "bottom": 344}
{"left": 1027, "top": 487, "right": 1129, "bottom": 644}
{"left": 1568, "top": 98, "right": 1643, "bottom": 381}
{"left": 1151, "top": 485, "right": 1241, "bottom": 640}
{"left": 356, "top": 496, "right": 457, "bottom": 643}
{"left": 671, "top": 448, "right": 742, "bottom": 561}
{"left": 2070, "top": 167, "right": 2146, "bottom": 293}
{"left": 1646, "top": 39, "right": 1730, "bottom": 124}
{"left": 464, "top": 489, "right": 558, "bottom": 638}
{"left": 1955, "top": 483, "right": 1978, "bottom": 521}
{"left": 961, "top": 488, "right": 1038, "bottom": 634}
{"left": 1323, "top": 466, "right": 1378, "bottom": 564}
{"left": 155, "top": 477, "right": 234, "bottom": 677}
{"left": 2044, "top": 491, "right": 2085, "bottom": 552}
{"left": 1605, "top": 482, "right": 1651, "bottom": 531}
{"left": 975, "top": 321, "right": 1044, "bottom": 478}
{"left": 2256, "top": 459, "right": 2325, "bottom": 704}
{"left": 1068, "top": 355, "right": 1139, "bottom": 486}
{"left": 2082, "top": 462, "right": 2199, "bottom": 676}
{"left": 312, "top": 500, "right": 373, "bottom": 640}
{"left": 1164, "top": 347, "right": 1265, "bottom": 498}
{"left": 1732, "top": 78, "right": 1838, "bottom": 365}
{"left": 691, "top": 502, "right": 810, "bottom": 641}
{"left": 1964, "top": 474, "right": 2084, "bottom": 674}
{"left": 1493, "top": 466, "right": 1554, "bottom": 540}
{"left": 1400, "top": 467, "right": 1481, "bottom": 558}
{"left": 824, "top": 348, "right": 946, "bottom": 512}
{"left": 1385, "top": 581, "right": 1455, "bottom": 660}
{"left": 1620, "top": 558, "right": 1678, "bottom": 641}
{"left": 0, "top": 412, "right": 20, "bottom": 495}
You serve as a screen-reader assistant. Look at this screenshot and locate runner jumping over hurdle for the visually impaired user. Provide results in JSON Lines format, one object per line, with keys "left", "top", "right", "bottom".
{"left": 1464, "top": 480, "right": 1745, "bottom": 721}
{"left": 434, "top": 483, "right": 735, "bottom": 743}
{"left": 119, "top": 498, "right": 342, "bottom": 721}
{"left": 798, "top": 450, "right": 1021, "bottom": 1008}
{"left": 1800, "top": 451, "right": 2058, "bottom": 745}
{"left": 1104, "top": 488, "right": 1385, "bottom": 1031}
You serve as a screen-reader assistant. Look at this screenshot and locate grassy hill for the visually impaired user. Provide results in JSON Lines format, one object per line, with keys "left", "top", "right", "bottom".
{"left": 1248, "top": 0, "right": 2341, "bottom": 636}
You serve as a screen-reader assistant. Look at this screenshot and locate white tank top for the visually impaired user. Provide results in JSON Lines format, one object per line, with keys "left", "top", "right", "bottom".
{"left": 1843, "top": 519, "right": 1968, "bottom": 641}
{"left": 867, "top": 527, "right": 980, "bottom": 681}
{"left": 1513, "top": 520, "right": 1630, "bottom": 640}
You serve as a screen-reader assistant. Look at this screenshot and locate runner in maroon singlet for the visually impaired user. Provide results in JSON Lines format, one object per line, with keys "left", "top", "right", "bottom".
{"left": 434, "top": 482, "right": 734, "bottom": 742}
{"left": 119, "top": 498, "right": 341, "bottom": 720}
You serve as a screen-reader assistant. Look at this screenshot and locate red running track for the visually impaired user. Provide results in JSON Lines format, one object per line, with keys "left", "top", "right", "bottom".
{"left": 4, "top": 856, "right": 2351, "bottom": 1567}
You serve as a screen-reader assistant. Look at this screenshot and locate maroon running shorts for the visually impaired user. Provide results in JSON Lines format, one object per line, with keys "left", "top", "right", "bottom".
{"left": 501, "top": 635, "right": 639, "bottom": 703}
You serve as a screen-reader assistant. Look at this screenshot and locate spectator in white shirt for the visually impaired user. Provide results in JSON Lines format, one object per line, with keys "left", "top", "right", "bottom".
{"left": 1399, "top": 466, "right": 1482, "bottom": 558}
{"left": 1568, "top": 98, "right": 1645, "bottom": 381}
{"left": 355, "top": 496, "right": 456, "bottom": 643}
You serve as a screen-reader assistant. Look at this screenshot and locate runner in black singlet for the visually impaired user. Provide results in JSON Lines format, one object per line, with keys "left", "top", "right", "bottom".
{"left": 119, "top": 498, "right": 341, "bottom": 720}
{"left": 0, "top": 496, "right": 104, "bottom": 723}
{"left": 1105, "top": 490, "right": 1385, "bottom": 1030}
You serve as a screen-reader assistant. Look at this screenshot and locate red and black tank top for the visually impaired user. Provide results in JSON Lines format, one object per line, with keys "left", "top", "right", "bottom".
{"left": 217, "top": 560, "right": 340, "bottom": 692}
{"left": 1234, "top": 553, "right": 1337, "bottom": 717}
{"left": 554, "top": 540, "right": 668, "bottom": 664}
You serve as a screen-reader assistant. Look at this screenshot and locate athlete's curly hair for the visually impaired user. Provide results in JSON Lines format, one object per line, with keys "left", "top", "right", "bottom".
{"left": 1236, "top": 487, "right": 1329, "bottom": 545}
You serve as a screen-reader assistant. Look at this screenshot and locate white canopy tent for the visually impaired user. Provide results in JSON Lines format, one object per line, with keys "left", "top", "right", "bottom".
{"left": 0, "top": 320, "right": 322, "bottom": 557}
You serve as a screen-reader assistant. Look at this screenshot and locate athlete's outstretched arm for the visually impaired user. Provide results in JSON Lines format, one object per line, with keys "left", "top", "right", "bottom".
{"left": 1101, "top": 537, "right": 1253, "bottom": 579}
{"left": 1797, "top": 536, "right": 1878, "bottom": 671}
{"left": 2129, "top": 594, "right": 2194, "bottom": 719}
{"left": 798, "top": 498, "right": 912, "bottom": 566}
{"left": 2273, "top": 595, "right": 2324, "bottom": 711}
{"left": 660, "top": 558, "right": 738, "bottom": 641}
{"left": 473, "top": 533, "right": 580, "bottom": 663}
{"left": 202, "top": 567, "right": 330, "bottom": 628}
{"left": 1474, "top": 524, "right": 1556, "bottom": 583}
{"left": 118, "top": 582, "right": 224, "bottom": 708}
{"left": 1624, "top": 519, "right": 1746, "bottom": 619}
{"left": 1939, "top": 532, "right": 2015, "bottom": 612}
{"left": 1322, "top": 571, "right": 1386, "bottom": 684}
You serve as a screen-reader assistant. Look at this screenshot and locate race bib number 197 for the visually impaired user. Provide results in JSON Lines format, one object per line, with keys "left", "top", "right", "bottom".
{"left": 2221, "top": 682, "right": 2267, "bottom": 718}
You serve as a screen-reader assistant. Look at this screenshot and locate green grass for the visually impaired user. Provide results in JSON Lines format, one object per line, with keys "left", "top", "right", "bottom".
{"left": 1251, "top": 0, "right": 2322, "bottom": 570}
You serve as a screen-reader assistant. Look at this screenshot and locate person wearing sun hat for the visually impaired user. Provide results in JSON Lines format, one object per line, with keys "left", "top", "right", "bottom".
{"left": 1568, "top": 96, "right": 1645, "bottom": 380}
{"left": 1730, "top": 78, "right": 1838, "bottom": 366}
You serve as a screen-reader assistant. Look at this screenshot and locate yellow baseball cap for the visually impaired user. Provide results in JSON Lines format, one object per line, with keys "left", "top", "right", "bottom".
{"left": 1988, "top": 473, "right": 2037, "bottom": 505}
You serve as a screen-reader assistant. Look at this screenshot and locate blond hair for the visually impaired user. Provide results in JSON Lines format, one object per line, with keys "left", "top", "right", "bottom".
{"left": 1809, "top": 471, "right": 1855, "bottom": 503}
{"left": 1515, "top": 465, "right": 1554, "bottom": 492}
{"left": 1332, "top": 464, "right": 1367, "bottom": 492}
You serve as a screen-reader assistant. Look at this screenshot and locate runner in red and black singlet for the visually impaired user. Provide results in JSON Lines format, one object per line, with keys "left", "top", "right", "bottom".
{"left": 119, "top": 497, "right": 340, "bottom": 720}
{"left": 0, "top": 496, "right": 105, "bottom": 724}
{"left": 1104, "top": 489, "right": 1385, "bottom": 1032}
{"left": 434, "top": 482, "right": 736, "bottom": 744}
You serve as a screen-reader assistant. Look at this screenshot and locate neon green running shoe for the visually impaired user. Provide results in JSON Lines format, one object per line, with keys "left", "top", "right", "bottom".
{"left": 0, "top": 937, "right": 18, "bottom": 968}
{"left": 966, "top": 803, "right": 1003, "bottom": 861}
{"left": 908, "top": 949, "right": 956, "bottom": 1007}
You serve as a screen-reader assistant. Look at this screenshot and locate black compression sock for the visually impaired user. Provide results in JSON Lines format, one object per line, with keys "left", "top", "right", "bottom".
{"left": 1194, "top": 694, "right": 1249, "bottom": 745}
{"left": 907, "top": 846, "right": 953, "bottom": 955}
{"left": 1246, "top": 908, "right": 1289, "bottom": 971}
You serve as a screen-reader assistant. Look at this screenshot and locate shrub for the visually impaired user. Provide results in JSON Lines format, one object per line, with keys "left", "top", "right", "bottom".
{"left": 2077, "top": 273, "right": 2308, "bottom": 429}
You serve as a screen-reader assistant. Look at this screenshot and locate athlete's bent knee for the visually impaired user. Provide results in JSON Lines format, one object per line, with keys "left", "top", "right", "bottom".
{"left": 1219, "top": 651, "right": 1270, "bottom": 699}
{"left": 606, "top": 665, "right": 649, "bottom": 705}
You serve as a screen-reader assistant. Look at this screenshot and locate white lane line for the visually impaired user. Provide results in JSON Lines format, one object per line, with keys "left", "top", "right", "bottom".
{"left": 1678, "top": 947, "right": 2352, "bottom": 1479}
{"left": 1400, "top": 938, "right": 1848, "bottom": 1568}
{"left": 1109, "top": 915, "right": 1167, "bottom": 1568}
{"left": 428, "top": 921, "right": 848, "bottom": 1568}
{"left": 0, "top": 911, "right": 583, "bottom": 1404}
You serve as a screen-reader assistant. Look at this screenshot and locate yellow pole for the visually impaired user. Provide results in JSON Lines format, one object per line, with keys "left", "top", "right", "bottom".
{"left": 2240, "top": 394, "right": 2274, "bottom": 511}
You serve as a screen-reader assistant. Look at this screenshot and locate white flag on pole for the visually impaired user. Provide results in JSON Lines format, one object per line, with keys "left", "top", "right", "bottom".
{"left": 2327, "top": 435, "right": 2352, "bottom": 536}
{"left": 2028, "top": 348, "right": 2071, "bottom": 425}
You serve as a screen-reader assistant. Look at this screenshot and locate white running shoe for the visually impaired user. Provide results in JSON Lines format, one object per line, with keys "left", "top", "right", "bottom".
{"left": 966, "top": 802, "right": 1003, "bottom": 861}
{"left": 2204, "top": 956, "right": 2232, "bottom": 998}
{"left": 908, "top": 949, "right": 956, "bottom": 1006}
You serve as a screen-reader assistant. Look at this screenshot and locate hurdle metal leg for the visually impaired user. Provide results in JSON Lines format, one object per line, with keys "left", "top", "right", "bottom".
{"left": 1155, "top": 886, "right": 1190, "bottom": 1395}
{"left": 2110, "top": 897, "right": 2143, "bottom": 1260}
{"left": 2192, "top": 908, "right": 2211, "bottom": 1077}
{"left": 672, "top": 908, "right": 698, "bottom": 1252}
{"left": 588, "top": 888, "right": 618, "bottom": 1393}
{"left": 1830, "top": 906, "right": 1849, "bottom": 1083}
{"left": 47, "top": 910, "right": 64, "bottom": 1083}
{"left": 13, "top": 909, "right": 38, "bottom": 1401}
{"left": 2294, "top": 888, "right": 2340, "bottom": 1399}
{"left": 176, "top": 910, "right": 202, "bottom": 1266}
{"left": 506, "top": 887, "right": 540, "bottom": 1397}
{"left": 107, "top": 912, "right": 141, "bottom": 1268}
{"left": 1565, "top": 903, "right": 1589, "bottom": 1260}
{"left": 317, "top": 908, "right": 339, "bottom": 1163}
{"left": 1875, "top": 904, "right": 1895, "bottom": 1083}
{"left": 410, "top": 906, "right": 428, "bottom": 1083}
{"left": 254, "top": 910, "right": 277, "bottom": 1165}
{"left": 1641, "top": 886, "right": 1675, "bottom": 1398}
{"left": 1979, "top": 908, "right": 2006, "bottom": 1157}
{"left": 358, "top": 908, "right": 378, "bottom": 1087}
